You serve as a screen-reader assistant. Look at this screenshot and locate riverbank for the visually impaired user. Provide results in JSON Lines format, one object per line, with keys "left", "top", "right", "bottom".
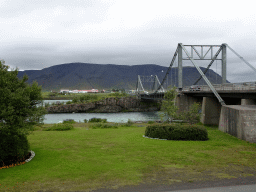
{"left": 46, "top": 96, "right": 161, "bottom": 113}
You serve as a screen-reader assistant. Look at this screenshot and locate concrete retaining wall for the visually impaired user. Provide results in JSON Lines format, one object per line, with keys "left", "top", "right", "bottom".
{"left": 219, "top": 105, "right": 256, "bottom": 143}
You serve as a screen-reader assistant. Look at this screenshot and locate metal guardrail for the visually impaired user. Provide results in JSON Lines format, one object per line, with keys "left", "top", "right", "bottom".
{"left": 137, "top": 81, "right": 256, "bottom": 95}
{"left": 182, "top": 82, "right": 256, "bottom": 92}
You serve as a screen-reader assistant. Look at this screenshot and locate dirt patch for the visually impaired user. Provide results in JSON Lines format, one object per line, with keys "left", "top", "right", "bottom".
{"left": 91, "top": 164, "right": 256, "bottom": 192}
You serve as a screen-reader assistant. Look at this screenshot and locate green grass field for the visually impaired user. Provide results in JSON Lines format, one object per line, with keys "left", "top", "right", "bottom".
{"left": 1, "top": 123, "right": 256, "bottom": 191}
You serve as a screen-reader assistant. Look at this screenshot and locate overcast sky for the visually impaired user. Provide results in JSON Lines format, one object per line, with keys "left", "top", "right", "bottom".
{"left": 1, "top": 0, "right": 256, "bottom": 83}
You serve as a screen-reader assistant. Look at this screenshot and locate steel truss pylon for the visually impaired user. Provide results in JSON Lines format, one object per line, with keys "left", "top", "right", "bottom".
{"left": 136, "top": 75, "right": 165, "bottom": 94}
{"left": 179, "top": 44, "right": 226, "bottom": 105}
{"left": 155, "top": 43, "right": 226, "bottom": 105}
{"left": 153, "top": 43, "right": 256, "bottom": 105}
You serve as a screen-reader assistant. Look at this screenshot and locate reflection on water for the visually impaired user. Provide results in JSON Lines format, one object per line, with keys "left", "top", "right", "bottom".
{"left": 44, "top": 111, "right": 163, "bottom": 124}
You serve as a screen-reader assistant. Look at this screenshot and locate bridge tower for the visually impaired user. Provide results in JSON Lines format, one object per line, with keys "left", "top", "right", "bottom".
{"left": 177, "top": 43, "right": 227, "bottom": 90}
{"left": 150, "top": 43, "right": 256, "bottom": 106}
{"left": 136, "top": 75, "right": 165, "bottom": 94}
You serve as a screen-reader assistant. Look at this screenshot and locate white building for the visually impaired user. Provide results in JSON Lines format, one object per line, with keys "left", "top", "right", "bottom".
{"left": 68, "top": 89, "right": 98, "bottom": 93}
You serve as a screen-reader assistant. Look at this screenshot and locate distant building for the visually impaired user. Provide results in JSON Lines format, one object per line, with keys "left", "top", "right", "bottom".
{"left": 68, "top": 89, "right": 98, "bottom": 93}
{"left": 60, "top": 89, "right": 70, "bottom": 94}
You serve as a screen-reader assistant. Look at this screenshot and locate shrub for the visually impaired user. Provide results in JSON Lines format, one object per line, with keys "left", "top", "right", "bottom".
{"left": 178, "top": 103, "right": 201, "bottom": 125}
{"left": 109, "top": 92, "right": 128, "bottom": 97}
{"left": 145, "top": 124, "right": 170, "bottom": 140}
{"left": 66, "top": 101, "right": 72, "bottom": 104}
{"left": 72, "top": 97, "right": 79, "bottom": 103}
{"left": 44, "top": 102, "right": 51, "bottom": 108}
{"left": 144, "top": 124, "right": 208, "bottom": 141}
{"left": 89, "top": 123, "right": 118, "bottom": 129}
{"left": 147, "top": 121, "right": 155, "bottom": 124}
{"left": 63, "top": 119, "right": 76, "bottom": 124}
{"left": 48, "top": 92, "right": 58, "bottom": 97}
{"left": 89, "top": 118, "right": 107, "bottom": 123}
{"left": 0, "top": 129, "right": 31, "bottom": 167}
{"left": 84, "top": 119, "right": 88, "bottom": 123}
{"left": 124, "top": 119, "right": 133, "bottom": 127}
{"left": 79, "top": 94, "right": 98, "bottom": 103}
{"left": 44, "top": 123, "right": 74, "bottom": 131}
{"left": 101, "top": 119, "right": 107, "bottom": 123}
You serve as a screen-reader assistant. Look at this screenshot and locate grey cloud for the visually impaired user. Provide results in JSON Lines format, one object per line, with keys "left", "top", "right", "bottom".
{"left": 1, "top": 0, "right": 256, "bottom": 85}
{"left": 0, "top": 0, "right": 108, "bottom": 18}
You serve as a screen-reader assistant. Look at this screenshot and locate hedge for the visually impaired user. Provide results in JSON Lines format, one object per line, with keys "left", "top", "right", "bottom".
{"left": 145, "top": 124, "right": 208, "bottom": 141}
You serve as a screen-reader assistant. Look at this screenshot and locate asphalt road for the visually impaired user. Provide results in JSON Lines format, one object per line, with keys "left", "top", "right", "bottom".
{"left": 92, "top": 176, "right": 256, "bottom": 192}
{"left": 169, "top": 184, "right": 256, "bottom": 192}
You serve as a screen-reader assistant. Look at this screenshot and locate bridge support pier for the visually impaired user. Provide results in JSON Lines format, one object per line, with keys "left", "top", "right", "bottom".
{"left": 176, "top": 94, "right": 202, "bottom": 113}
{"left": 241, "top": 99, "right": 256, "bottom": 105}
{"left": 200, "top": 97, "right": 221, "bottom": 125}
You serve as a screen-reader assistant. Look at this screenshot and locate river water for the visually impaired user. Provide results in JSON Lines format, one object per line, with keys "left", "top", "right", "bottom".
{"left": 42, "top": 100, "right": 163, "bottom": 124}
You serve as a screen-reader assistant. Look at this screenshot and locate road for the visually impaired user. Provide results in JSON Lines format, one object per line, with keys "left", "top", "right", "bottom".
{"left": 169, "top": 184, "right": 256, "bottom": 192}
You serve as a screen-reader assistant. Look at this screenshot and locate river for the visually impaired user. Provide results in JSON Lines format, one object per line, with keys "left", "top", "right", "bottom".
{"left": 42, "top": 100, "right": 163, "bottom": 124}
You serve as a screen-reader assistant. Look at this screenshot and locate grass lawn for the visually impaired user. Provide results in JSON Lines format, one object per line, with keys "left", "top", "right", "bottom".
{"left": 1, "top": 123, "right": 256, "bottom": 191}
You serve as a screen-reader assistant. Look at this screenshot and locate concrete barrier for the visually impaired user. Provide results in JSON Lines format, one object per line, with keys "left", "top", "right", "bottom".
{"left": 219, "top": 105, "right": 256, "bottom": 143}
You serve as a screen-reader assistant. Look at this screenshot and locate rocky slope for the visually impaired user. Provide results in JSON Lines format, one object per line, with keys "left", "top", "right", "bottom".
{"left": 47, "top": 97, "right": 160, "bottom": 113}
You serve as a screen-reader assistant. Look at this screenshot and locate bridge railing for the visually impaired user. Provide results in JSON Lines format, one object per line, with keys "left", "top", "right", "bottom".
{"left": 182, "top": 82, "right": 256, "bottom": 92}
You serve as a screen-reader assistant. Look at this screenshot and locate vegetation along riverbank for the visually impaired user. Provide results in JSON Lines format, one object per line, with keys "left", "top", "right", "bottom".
{"left": 45, "top": 92, "right": 161, "bottom": 113}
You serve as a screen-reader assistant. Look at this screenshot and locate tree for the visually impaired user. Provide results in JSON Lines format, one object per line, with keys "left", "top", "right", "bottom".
{"left": 160, "top": 86, "right": 201, "bottom": 124}
{"left": 160, "top": 86, "right": 178, "bottom": 122}
{"left": 0, "top": 60, "right": 46, "bottom": 166}
{"left": 179, "top": 102, "right": 201, "bottom": 125}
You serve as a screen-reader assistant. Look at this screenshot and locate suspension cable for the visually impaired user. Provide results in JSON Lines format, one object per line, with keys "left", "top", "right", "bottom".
{"left": 155, "top": 47, "right": 179, "bottom": 93}
{"left": 225, "top": 44, "right": 256, "bottom": 73}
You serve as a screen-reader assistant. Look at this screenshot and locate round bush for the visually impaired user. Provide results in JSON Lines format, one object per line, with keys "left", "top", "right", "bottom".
{"left": 145, "top": 124, "right": 208, "bottom": 141}
{"left": 0, "top": 129, "right": 30, "bottom": 167}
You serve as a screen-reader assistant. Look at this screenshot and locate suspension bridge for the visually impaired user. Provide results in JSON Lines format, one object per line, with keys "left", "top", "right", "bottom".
{"left": 135, "top": 43, "right": 256, "bottom": 128}
{"left": 136, "top": 43, "right": 256, "bottom": 103}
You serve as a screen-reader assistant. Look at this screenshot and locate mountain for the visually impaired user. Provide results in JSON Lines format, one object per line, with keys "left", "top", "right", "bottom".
{"left": 17, "top": 63, "right": 228, "bottom": 91}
